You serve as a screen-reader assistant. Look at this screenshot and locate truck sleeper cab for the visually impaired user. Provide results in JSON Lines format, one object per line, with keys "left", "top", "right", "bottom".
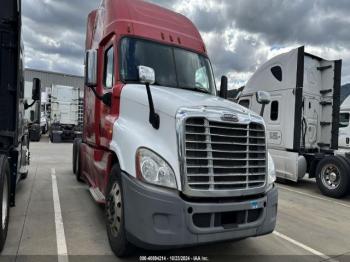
{"left": 50, "top": 85, "right": 82, "bottom": 143}
{"left": 0, "top": 0, "right": 41, "bottom": 251}
{"left": 237, "top": 47, "right": 350, "bottom": 198}
{"left": 73, "top": 0, "right": 277, "bottom": 256}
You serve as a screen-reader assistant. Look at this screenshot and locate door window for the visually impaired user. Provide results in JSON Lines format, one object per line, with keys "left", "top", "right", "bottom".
{"left": 239, "top": 99, "right": 250, "bottom": 109}
{"left": 340, "top": 113, "right": 350, "bottom": 128}
{"left": 270, "top": 101, "right": 279, "bottom": 121}
{"left": 104, "top": 46, "right": 114, "bottom": 89}
{"left": 271, "top": 66, "right": 282, "bottom": 82}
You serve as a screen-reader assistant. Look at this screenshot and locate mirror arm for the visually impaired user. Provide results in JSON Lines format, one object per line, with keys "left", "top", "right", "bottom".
{"left": 24, "top": 101, "right": 36, "bottom": 110}
{"left": 260, "top": 104, "right": 266, "bottom": 117}
{"left": 145, "top": 83, "right": 160, "bottom": 129}
{"left": 88, "top": 85, "right": 104, "bottom": 101}
{"left": 88, "top": 85, "right": 112, "bottom": 107}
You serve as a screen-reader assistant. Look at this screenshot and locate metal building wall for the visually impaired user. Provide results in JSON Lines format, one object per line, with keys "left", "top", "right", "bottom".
{"left": 24, "top": 68, "right": 84, "bottom": 91}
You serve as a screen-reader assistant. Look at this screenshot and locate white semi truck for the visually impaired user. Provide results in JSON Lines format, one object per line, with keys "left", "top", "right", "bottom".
{"left": 72, "top": 0, "right": 278, "bottom": 256}
{"left": 49, "top": 85, "right": 82, "bottom": 143}
{"left": 237, "top": 46, "right": 350, "bottom": 198}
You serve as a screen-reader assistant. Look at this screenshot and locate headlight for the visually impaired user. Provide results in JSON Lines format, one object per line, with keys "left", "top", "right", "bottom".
{"left": 268, "top": 153, "right": 276, "bottom": 185}
{"left": 136, "top": 148, "right": 177, "bottom": 189}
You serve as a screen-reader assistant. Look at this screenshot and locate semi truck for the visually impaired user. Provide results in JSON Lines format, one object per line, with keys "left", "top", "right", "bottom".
{"left": 0, "top": 0, "right": 40, "bottom": 251}
{"left": 24, "top": 81, "right": 41, "bottom": 141}
{"left": 49, "top": 85, "right": 82, "bottom": 143}
{"left": 73, "top": 0, "right": 278, "bottom": 256}
{"left": 237, "top": 46, "right": 350, "bottom": 198}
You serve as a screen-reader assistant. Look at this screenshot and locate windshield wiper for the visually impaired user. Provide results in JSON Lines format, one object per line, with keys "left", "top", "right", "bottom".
{"left": 181, "top": 86, "right": 210, "bottom": 94}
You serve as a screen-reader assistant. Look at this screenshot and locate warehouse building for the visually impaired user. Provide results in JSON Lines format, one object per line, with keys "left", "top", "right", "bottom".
{"left": 24, "top": 68, "right": 85, "bottom": 127}
{"left": 24, "top": 68, "right": 84, "bottom": 91}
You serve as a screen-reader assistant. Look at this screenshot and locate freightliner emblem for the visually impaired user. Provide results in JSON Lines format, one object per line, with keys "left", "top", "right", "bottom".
{"left": 221, "top": 113, "right": 239, "bottom": 122}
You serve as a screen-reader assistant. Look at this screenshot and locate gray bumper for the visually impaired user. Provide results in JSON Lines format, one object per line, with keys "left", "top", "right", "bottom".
{"left": 122, "top": 174, "right": 278, "bottom": 250}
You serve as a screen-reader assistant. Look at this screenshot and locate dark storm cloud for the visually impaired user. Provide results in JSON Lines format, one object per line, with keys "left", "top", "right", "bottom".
{"left": 23, "top": 0, "right": 101, "bottom": 75}
{"left": 183, "top": 0, "right": 350, "bottom": 48}
{"left": 191, "top": 8, "right": 227, "bottom": 33}
{"left": 221, "top": 0, "right": 350, "bottom": 47}
{"left": 23, "top": 0, "right": 100, "bottom": 32}
{"left": 206, "top": 34, "right": 267, "bottom": 77}
{"left": 148, "top": 0, "right": 177, "bottom": 8}
{"left": 177, "top": 0, "right": 350, "bottom": 84}
{"left": 22, "top": 0, "right": 350, "bottom": 84}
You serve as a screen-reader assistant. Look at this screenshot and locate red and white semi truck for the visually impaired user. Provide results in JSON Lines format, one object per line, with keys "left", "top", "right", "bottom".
{"left": 73, "top": 0, "right": 278, "bottom": 256}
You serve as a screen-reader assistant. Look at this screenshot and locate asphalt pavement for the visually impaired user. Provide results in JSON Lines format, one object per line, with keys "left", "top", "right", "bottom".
{"left": 1, "top": 136, "right": 350, "bottom": 262}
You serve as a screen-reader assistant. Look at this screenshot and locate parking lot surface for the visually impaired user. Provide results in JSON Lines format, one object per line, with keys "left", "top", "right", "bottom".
{"left": 1, "top": 137, "right": 350, "bottom": 262}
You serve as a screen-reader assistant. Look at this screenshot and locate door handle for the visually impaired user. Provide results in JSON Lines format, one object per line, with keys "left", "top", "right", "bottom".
{"left": 346, "top": 138, "right": 349, "bottom": 145}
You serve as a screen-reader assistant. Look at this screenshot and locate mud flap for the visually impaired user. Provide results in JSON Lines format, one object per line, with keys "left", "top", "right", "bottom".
{"left": 9, "top": 150, "right": 18, "bottom": 207}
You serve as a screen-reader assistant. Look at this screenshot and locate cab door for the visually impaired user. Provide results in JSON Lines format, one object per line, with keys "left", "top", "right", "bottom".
{"left": 94, "top": 36, "right": 119, "bottom": 192}
{"left": 339, "top": 112, "right": 350, "bottom": 149}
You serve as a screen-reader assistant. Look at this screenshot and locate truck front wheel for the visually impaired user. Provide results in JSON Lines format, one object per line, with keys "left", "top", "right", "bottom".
{"left": 0, "top": 155, "right": 10, "bottom": 252}
{"left": 72, "top": 139, "right": 83, "bottom": 182}
{"left": 105, "top": 165, "right": 134, "bottom": 257}
{"left": 315, "top": 156, "right": 349, "bottom": 198}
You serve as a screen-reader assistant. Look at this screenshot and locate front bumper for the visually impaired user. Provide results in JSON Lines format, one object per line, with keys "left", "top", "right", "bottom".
{"left": 122, "top": 174, "right": 278, "bottom": 250}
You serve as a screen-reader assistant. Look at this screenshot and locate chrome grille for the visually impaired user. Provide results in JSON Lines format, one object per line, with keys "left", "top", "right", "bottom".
{"left": 184, "top": 117, "right": 266, "bottom": 191}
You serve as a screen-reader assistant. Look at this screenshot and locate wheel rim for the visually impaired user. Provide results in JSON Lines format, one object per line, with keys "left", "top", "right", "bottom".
{"left": 106, "top": 182, "right": 122, "bottom": 237}
{"left": 2, "top": 174, "right": 8, "bottom": 229}
{"left": 320, "top": 164, "right": 341, "bottom": 190}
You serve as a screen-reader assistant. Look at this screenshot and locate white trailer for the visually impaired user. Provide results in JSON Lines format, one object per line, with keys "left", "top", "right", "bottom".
{"left": 237, "top": 46, "right": 349, "bottom": 198}
{"left": 49, "top": 85, "right": 82, "bottom": 143}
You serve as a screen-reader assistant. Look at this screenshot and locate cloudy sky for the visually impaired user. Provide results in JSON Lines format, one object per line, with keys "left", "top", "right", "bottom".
{"left": 23, "top": 0, "right": 350, "bottom": 88}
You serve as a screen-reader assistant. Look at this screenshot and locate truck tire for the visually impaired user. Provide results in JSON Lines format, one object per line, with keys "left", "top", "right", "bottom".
{"left": 51, "top": 133, "right": 62, "bottom": 143}
{"left": 72, "top": 139, "right": 83, "bottom": 182}
{"left": 315, "top": 156, "right": 349, "bottom": 198}
{"left": 30, "top": 131, "right": 41, "bottom": 142}
{"left": 105, "top": 164, "right": 135, "bottom": 257}
{"left": 343, "top": 156, "right": 350, "bottom": 194}
{"left": 72, "top": 139, "right": 78, "bottom": 174}
{"left": 0, "top": 155, "right": 10, "bottom": 252}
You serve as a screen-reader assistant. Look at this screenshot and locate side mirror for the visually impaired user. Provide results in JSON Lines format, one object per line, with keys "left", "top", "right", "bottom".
{"left": 85, "top": 49, "right": 97, "bottom": 87}
{"left": 256, "top": 91, "right": 271, "bottom": 105}
{"left": 256, "top": 91, "right": 271, "bottom": 117}
{"left": 138, "top": 66, "right": 160, "bottom": 129}
{"left": 219, "top": 76, "right": 228, "bottom": 99}
{"left": 138, "top": 66, "right": 155, "bottom": 85}
{"left": 32, "top": 78, "right": 41, "bottom": 101}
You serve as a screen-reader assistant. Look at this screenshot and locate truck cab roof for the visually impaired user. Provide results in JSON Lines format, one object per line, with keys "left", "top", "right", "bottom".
{"left": 341, "top": 96, "right": 350, "bottom": 111}
{"left": 86, "top": 0, "right": 206, "bottom": 55}
{"left": 243, "top": 47, "right": 337, "bottom": 95}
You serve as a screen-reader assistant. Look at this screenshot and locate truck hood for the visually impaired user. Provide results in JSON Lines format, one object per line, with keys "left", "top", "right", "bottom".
{"left": 121, "top": 84, "right": 257, "bottom": 118}
{"left": 113, "top": 84, "right": 264, "bottom": 191}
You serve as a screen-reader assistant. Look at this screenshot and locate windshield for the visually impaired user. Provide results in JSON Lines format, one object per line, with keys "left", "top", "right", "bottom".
{"left": 120, "top": 38, "right": 216, "bottom": 94}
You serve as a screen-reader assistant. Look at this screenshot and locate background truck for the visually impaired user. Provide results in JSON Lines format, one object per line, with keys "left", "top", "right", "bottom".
{"left": 0, "top": 0, "right": 40, "bottom": 250}
{"left": 49, "top": 85, "right": 82, "bottom": 143}
{"left": 73, "top": 0, "right": 278, "bottom": 257}
{"left": 40, "top": 90, "right": 49, "bottom": 135}
{"left": 237, "top": 46, "right": 350, "bottom": 198}
{"left": 24, "top": 81, "right": 41, "bottom": 141}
